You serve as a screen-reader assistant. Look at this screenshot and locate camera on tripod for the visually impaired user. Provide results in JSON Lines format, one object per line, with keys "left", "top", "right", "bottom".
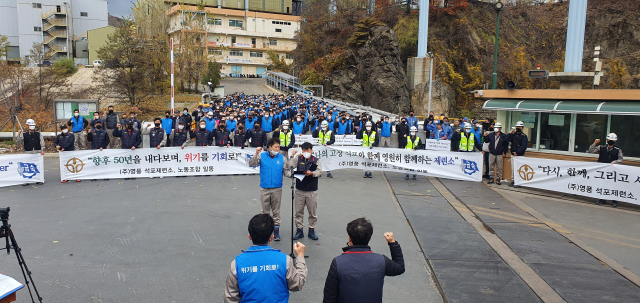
{"left": 0, "top": 207, "right": 9, "bottom": 221}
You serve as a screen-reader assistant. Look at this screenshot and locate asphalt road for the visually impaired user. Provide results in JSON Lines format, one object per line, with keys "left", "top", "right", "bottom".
{"left": 220, "top": 78, "right": 275, "bottom": 96}
{"left": 0, "top": 158, "right": 442, "bottom": 303}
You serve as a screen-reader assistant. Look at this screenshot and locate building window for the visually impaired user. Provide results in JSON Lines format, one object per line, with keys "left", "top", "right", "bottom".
{"left": 231, "top": 36, "right": 236, "bottom": 44}
{"left": 34, "top": 26, "right": 42, "bottom": 32}
{"left": 610, "top": 115, "right": 640, "bottom": 157}
{"left": 208, "top": 18, "right": 222, "bottom": 25}
{"left": 80, "top": 12, "right": 88, "bottom": 17}
{"left": 539, "top": 113, "right": 571, "bottom": 151}
{"left": 209, "top": 49, "right": 222, "bottom": 55}
{"left": 250, "top": 51, "right": 263, "bottom": 58}
{"left": 275, "top": 28, "right": 282, "bottom": 33}
{"left": 251, "top": 38, "right": 256, "bottom": 45}
{"left": 287, "top": 22, "right": 291, "bottom": 25}
{"left": 269, "top": 39, "right": 277, "bottom": 46}
{"left": 229, "top": 50, "right": 243, "bottom": 56}
{"left": 285, "top": 53, "right": 293, "bottom": 59}
{"left": 229, "top": 20, "right": 243, "bottom": 28}
{"left": 32, "top": 3, "right": 42, "bottom": 8}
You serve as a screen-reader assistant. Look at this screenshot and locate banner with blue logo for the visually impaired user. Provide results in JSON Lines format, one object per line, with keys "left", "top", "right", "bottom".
{"left": 0, "top": 154, "right": 45, "bottom": 188}
{"left": 289, "top": 146, "right": 483, "bottom": 182}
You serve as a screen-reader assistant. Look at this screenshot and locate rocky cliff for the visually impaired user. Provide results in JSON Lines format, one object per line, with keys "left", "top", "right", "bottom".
{"left": 322, "top": 25, "right": 410, "bottom": 114}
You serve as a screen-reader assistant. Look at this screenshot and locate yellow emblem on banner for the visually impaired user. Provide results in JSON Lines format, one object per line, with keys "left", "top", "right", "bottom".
{"left": 518, "top": 164, "right": 535, "bottom": 181}
{"left": 65, "top": 158, "right": 85, "bottom": 173}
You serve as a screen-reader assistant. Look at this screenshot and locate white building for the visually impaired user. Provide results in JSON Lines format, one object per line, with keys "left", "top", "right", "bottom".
{"left": 0, "top": 0, "right": 108, "bottom": 62}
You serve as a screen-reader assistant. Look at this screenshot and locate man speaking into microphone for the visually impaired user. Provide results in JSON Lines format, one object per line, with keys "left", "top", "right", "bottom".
{"left": 285, "top": 142, "right": 322, "bottom": 240}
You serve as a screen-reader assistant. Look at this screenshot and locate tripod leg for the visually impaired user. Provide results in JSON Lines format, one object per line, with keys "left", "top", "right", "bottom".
{"left": 291, "top": 176, "right": 296, "bottom": 261}
{"left": 7, "top": 228, "right": 43, "bottom": 302}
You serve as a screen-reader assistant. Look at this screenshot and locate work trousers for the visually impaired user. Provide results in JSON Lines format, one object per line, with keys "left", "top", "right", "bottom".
{"left": 483, "top": 152, "right": 490, "bottom": 176}
{"left": 73, "top": 131, "right": 86, "bottom": 150}
{"left": 380, "top": 136, "right": 391, "bottom": 148}
{"left": 260, "top": 187, "right": 282, "bottom": 226}
{"left": 107, "top": 129, "right": 120, "bottom": 149}
{"left": 295, "top": 190, "right": 317, "bottom": 230}
{"left": 489, "top": 153, "right": 503, "bottom": 180}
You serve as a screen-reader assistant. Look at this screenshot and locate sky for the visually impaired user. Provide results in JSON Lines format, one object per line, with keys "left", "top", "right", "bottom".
{"left": 107, "top": 0, "right": 137, "bottom": 18}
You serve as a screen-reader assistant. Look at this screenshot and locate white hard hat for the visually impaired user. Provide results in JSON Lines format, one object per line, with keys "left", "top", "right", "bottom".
{"left": 464, "top": 123, "right": 472, "bottom": 129}
{"left": 321, "top": 121, "right": 328, "bottom": 127}
{"left": 410, "top": 126, "right": 417, "bottom": 132}
{"left": 516, "top": 121, "right": 524, "bottom": 127}
{"left": 365, "top": 121, "right": 372, "bottom": 127}
{"left": 282, "top": 120, "right": 290, "bottom": 126}
{"left": 606, "top": 133, "right": 618, "bottom": 141}
{"left": 26, "top": 119, "right": 36, "bottom": 126}
{"left": 494, "top": 122, "right": 503, "bottom": 128}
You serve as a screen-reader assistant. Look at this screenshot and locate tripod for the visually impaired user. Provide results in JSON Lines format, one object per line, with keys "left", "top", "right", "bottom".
{"left": 289, "top": 166, "right": 296, "bottom": 261}
{"left": 0, "top": 208, "right": 43, "bottom": 303}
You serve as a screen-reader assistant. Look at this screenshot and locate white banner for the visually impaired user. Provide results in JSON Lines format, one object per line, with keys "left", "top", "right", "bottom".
{"left": 513, "top": 157, "right": 640, "bottom": 205}
{"left": 0, "top": 154, "right": 45, "bottom": 187}
{"left": 289, "top": 146, "right": 483, "bottom": 182}
{"left": 294, "top": 134, "right": 362, "bottom": 146}
{"left": 424, "top": 139, "right": 451, "bottom": 151}
{"left": 59, "top": 147, "right": 259, "bottom": 180}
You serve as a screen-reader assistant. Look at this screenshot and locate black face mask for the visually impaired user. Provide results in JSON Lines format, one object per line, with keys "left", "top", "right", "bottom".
{"left": 166, "top": 115, "right": 169, "bottom": 118}
{"left": 402, "top": 121, "right": 406, "bottom": 124}
{"left": 127, "top": 125, "right": 133, "bottom": 130}
{"left": 109, "top": 110, "right": 114, "bottom": 114}
{"left": 607, "top": 140, "right": 615, "bottom": 146}
{"left": 516, "top": 128, "right": 522, "bottom": 133}
{"left": 429, "top": 115, "right": 434, "bottom": 119}
{"left": 255, "top": 126, "right": 260, "bottom": 130}
{"left": 410, "top": 113, "right": 414, "bottom": 116}
{"left": 238, "top": 128, "right": 244, "bottom": 132}
{"left": 155, "top": 123, "right": 160, "bottom": 127}
{"left": 96, "top": 125, "right": 102, "bottom": 129}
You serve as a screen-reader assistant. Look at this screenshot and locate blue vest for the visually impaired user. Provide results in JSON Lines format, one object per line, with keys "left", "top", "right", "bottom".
{"left": 336, "top": 121, "right": 348, "bottom": 135}
{"left": 205, "top": 118, "right": 217, "bottom": 132}
{"left": 235, "top": 246, "right": 289, "bottom": 303}
{"left": 258, "top": 152, "right": 284, "bottom": 189}
{"left": 161, "top": 118, "right": 173, "bottom": 135}
{"left": 292, "top": 121, "right": 305, "bottom": 135}
{"left": 381, "top": 122, "right": 391, "bottom": 137}
{"left": 262, "top": 116, "right": 273, "bottom": 132}
{"left": 245, "top": 117, "right": 257, "bottom": 130}
{"left": 325, "top": 120, "right": 335, "bottom": 132}
{"left": 227, "top": 120, "right": 237, "bottom": 132}
{"left": 70, "top": 116, "right": 85, "bottom": 132}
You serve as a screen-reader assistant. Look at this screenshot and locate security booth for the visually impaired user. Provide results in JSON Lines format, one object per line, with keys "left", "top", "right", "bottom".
{"left": 476, "top": 89, "right": 640, "bottom": 181}
{"left": 53, "top": 99, "right": 100, "bottom": 135}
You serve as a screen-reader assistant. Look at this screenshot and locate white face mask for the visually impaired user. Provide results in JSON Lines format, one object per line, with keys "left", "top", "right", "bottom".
{"left": 366, "top": 126, "right": 372, "bottom": 131}
{"left": 29, "top": 125, "right": 35, "bottom": 130}
{"left": 74, "top": 113, "right": 79, "bottom": 117}
{"left": 178, "top": 125, "right": 184, "bottom": 130}
{"left": 62, "top": 129, "right": 68, "bottom": 134}
{"left": 302, "top": 152, "right": 311, "bottom": 159}
{"left": 297, "top": 118, "right": 301, "bottom": 122}
{"left": 269, "top": 150, "right": 278, "bottom": 156}
{"left": 94, "top": 116, "right": 99, "bottom": 119}
{"left": 283, "top": 125, "right": 289, "bottom": 130}
{"left": 200, "top": 124, "right": 206, "bottom": 129}
{"left": 410, "top": 132, "right": 416, "bottom": 136}
{"left": 475, "top": 124, "right": 480, "bottom": 128}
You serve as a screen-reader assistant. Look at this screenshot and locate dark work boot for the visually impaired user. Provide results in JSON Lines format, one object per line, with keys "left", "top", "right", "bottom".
{"left": 293, "top": 229, "right": 304, "bottom": 240}
{"left": 597, "top": 199, "right": 606, "bottom": 205}
{"left": 327, "top": 172, "right": 333, "bottom": 178}
{"left": 612, "top": 201, "right": 618, "bottom": 207}
{"left": 308, "top": 228, "right": 318, "bottom": 240}
{"left": 412, "top": 175, "right": 417, "bottom": 180}
{"left": 405, "top": 174, "right": 409, "bottom": 180}
{"left": 274, "top": 227, "right": 281, "bottom": 241}
{"left": 496, "top": 178, "right": 501, "bottom": 185}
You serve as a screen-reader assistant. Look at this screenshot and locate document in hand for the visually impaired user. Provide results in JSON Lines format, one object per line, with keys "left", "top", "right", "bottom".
{"left": 0, "top": 273, "right": 23, "bottom": 299}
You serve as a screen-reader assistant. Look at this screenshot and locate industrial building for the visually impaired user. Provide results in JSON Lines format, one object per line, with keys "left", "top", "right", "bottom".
{"left": 0, "top": 0, "right": 108, "bottom": 62}
{"left": 165, "top": 0, "right": 301, "bottom": 77}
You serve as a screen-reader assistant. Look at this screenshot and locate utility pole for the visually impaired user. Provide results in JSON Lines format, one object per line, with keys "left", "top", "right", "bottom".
{"left": 491, "top": 1, "right": 504, "bottom": 89}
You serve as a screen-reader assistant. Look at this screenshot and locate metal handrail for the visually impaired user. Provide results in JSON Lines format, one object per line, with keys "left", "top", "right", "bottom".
{"left": 41, "top": 8, "right": 66, "bottom": 19}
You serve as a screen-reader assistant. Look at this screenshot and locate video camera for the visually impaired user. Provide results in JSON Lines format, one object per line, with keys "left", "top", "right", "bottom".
{"left": 0, "top": 207, "right": 9, "bottom": 221}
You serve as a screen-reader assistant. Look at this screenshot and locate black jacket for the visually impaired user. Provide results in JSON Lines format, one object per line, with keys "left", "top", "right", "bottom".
{"left": 323, "top": 242, "right": 405, "bottom": 303}
{"left": 484, "top": 132, "right": 509, "bottom": 155}
{"left": 246, "top": 128, "right": 268, "bottom": 148}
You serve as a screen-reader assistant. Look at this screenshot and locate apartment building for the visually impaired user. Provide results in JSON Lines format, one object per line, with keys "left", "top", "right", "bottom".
{"left": 0, "top": 0, "right": 108, "bottom": 62}
{"left": 166, "top": 2, "right": 301, "bottom": 77}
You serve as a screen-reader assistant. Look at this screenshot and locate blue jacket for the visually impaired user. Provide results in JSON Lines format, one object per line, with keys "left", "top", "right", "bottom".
{"left": 426, "top": 122, "right": 437, "bottom": 133}
{"left": 380, "top": 122, "right": 391, "bottom": 137}
{"left": 335, "top": 120, "right": 351, "bottom": 135}
{"left": 235, "top": 245, "right": 289, "bottom": 303}
{"left": 245, "top": 117, "right": 258, "bottom": 130}
{"left": 254, "top": 152, "right": 284, "bottom": 189}
{"left": 431, "top": 128, "right": 448, "bottom": 140}
{"left": 69, "top": 116, "right": 86, "bottom": 133}
{"left": 292, "top": 121, "right": 305, "bottom": 135}
{"left": 262, "top": 116, "right": 274, "bottom": 132}
{"left": 226, "top": 120, "right": 237, "bottom": 132}
{"left": 54, "top": 132, "right": 75, "bottom": 151}
{"left": 161, "top": 118, "right": 173, "bottom": 135}
{"left": 406, "top": 116, "right": 419, "bottom": 129}
{"left": 472, "top": 127, "right": 483, "bottom": 147}
{"left": 325, "top": 119, "right": 335, "bottom": 132}
{"left": 442, "top": 123, "right": 453, "bottom": 139}
{"left": 205, "top": 117, "right": 217, "bottom": 132}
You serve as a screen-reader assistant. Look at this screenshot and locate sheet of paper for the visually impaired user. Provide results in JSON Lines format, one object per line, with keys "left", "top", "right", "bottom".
{"left": 293, "top": 174, "right": 306, "bottom": 181}
{"left": 0, "top": 273, "right": 23, "bottom": 299}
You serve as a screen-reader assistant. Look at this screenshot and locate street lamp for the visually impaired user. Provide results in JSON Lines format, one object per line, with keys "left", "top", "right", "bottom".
{"left": 491, "top": 1, "right": 504, "bottom": 89}
{"left": 427, "top": 51, "right": 434, "bottom": 115}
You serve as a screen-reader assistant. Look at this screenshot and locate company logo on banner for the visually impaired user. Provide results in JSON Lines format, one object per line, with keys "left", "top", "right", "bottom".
{"left": 17, "top": 162, "right": 40, "bottom": 179}
{"left": 513, "top": 157, "right": 640, "bottom": 205}
{"left": 461, "top": 159, "right": 480, "bottom": 176}
{"left": 0, "top": 154, "right": 45, "bottom": 187}
{"left": 65, "top": 158, "right": 85, "bottom": 173}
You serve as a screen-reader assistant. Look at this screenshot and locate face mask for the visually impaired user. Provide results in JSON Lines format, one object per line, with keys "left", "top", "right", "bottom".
{"left": 444, "top": 122, "right": 449, "bottom": 125}
{"left": 178, "top": 125, "right": 184, "bottom": 130}
{"left": 166, "top": 115, "right": 169, "bottom": 118}
{"left": 385, "top": 119, "right": 389, "bottom": 122}
{"left": 402, "top": 121, "right": 406, "bottom": 124}
{"left": 465, "top": 129, "right": 471, "bottom": 133}
{"left": 155, "top": 123, "right": 161, "bottom": 127}
{"left": 475, "top": 124, "right": 481, "bottom": 128}
{"left": 410, "top": 113, "right": 414, "bottom": 116}
{"left": 322, "top": 126, "right": 328, "bottom": 130}
{"left": 109, "top": 110, "right": 114, "bottom": 114}
{"left": 302, "top": 152, "right": 311, "bottom": 159}
{"left": 128, "top": 125, "right": 133, "bottom": 130}
{"left": 297, "top": 118, "right": 301, "bottom": 122}
{"left": 130, "top": 115, "right": 135, "bottom": 119}
{"left": 96, "top": 125, "right": 102, "bottom": 129}
{"left": 200, "top": 125, "right": 206, "bottom": 129}
{"left": 220, "top": 125, "right": 225, "bottom": 129}
{"left": 283, "top": 125, "right": 289, "bottom": 130}
{"left": 346, "top": 116, "right": 350, "bottom": 120}
{"left": 74, "top": 113, "right": 79, "bottom": 117}
{"left": 62, "top": 129, "right": 68, "bottom": 134}
{"left": 265, "top": 115, "right": 269, "bottom": 118}
{"left": 269, "top": 150, "right": 278, "bottom": 156}
{"left": 410, "top": 132, "right": 416, "bottom": 136}
{"left": 238, "top": 128, "right": 244, "bottom": 131}
{"left": 255, "top": 125, "right": 260, "bottom": 130}
{"left": 197, "top": 109, "right": 201, "bottom": 112}
{"left": 366, "top": 126, "right": 371, "bottom": 131}
{"left": 516, "top": 128, "right": 522, "bottom": 133}
{"left": 94, "top": 116, "right": 99, "bottom": 119}
{"left": 495, "top": 128, "right": 501, "bottom": 133}
{"left": 183, "top": 111, "right": 188, "bottom": 115}
{"left": 607, "top": 140, "right": 615, "bottom": 146}
{"left": 429, "top": 115, "right": 434, "bottom": 119}
{"left": 29, "top": 125, "right": 36, "bottom": 130}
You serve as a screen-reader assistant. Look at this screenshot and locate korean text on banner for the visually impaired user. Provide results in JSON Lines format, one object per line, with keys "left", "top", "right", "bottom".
{"left": 59, "top": 147, "right": 259, "bottom": 180}
{"left": 0, "top": 154, "right": 45, "bottom": 188}
{"left": 424, "top": 139, "right": 451, "bottom": 151}
{"left": 513, "top": 157, "right": 640, "bottom": 205}
{"left": 289, "top": 146, "right": 483, "bottom": 182}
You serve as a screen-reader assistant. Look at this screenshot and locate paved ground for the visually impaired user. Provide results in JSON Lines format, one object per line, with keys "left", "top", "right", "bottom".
{"left": 220, "top": 78, "right": 275, "bottom": 96}
{"left": 0, "top": 159, "right": 442, "bottom": 302}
